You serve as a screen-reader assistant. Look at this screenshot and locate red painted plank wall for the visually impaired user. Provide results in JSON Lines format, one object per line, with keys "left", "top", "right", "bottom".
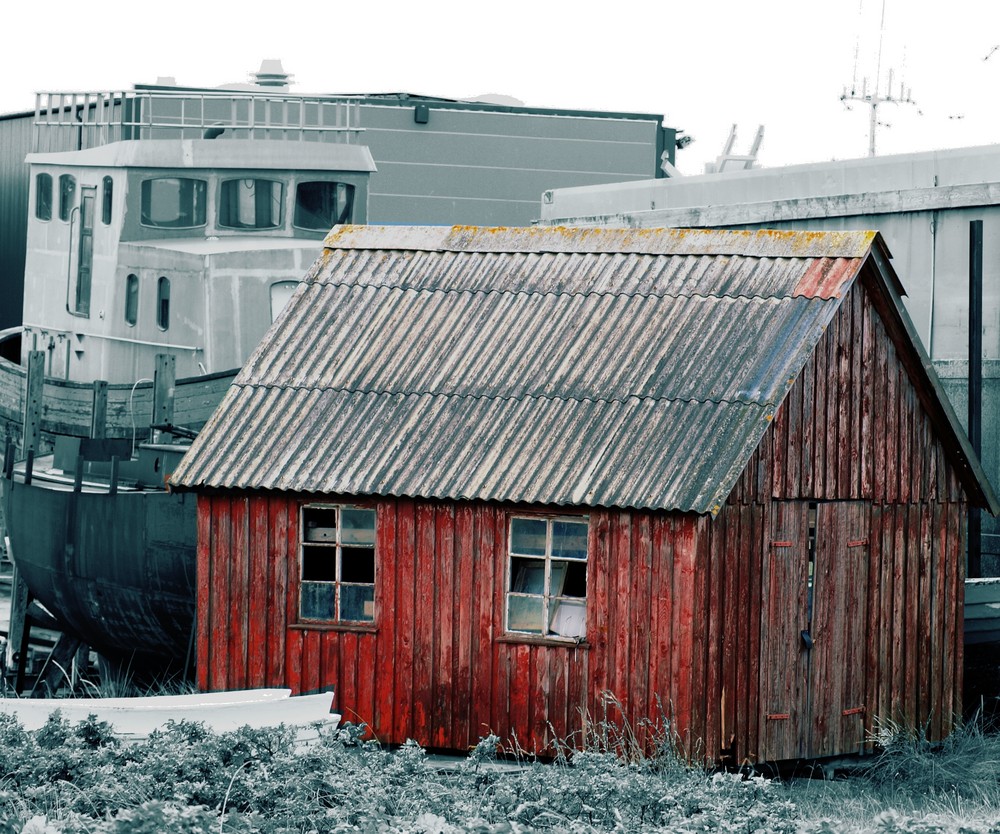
{"left": 196, "top": 272, "right": 967, "bottom": 761}
{"left": 197, "top": 494, "right": 713, "bottom": 753}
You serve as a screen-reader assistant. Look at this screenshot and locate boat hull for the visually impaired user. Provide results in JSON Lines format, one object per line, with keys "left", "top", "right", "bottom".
{"left": 0, "top": 353, "right": 235, "bottom": 451}
{"left": 5, "top": 473, "right": 197, "bottom": 666}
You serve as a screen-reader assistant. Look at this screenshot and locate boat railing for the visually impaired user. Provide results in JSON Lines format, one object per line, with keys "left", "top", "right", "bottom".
{"left": 32, "top": 89, "right": 365, "bottom": 153}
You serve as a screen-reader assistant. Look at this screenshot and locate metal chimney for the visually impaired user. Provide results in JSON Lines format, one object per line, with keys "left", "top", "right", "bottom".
{"left": 251, "top": 59, "right": 293, "bottom": 90}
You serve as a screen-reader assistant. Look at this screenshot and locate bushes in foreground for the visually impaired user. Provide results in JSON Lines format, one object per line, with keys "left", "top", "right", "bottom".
{"left": 0, "top": 712, "right": 997, "bottom": 833}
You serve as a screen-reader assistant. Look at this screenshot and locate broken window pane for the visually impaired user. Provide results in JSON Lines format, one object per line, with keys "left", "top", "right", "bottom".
{"left": 510, "top": 557, "right": 545, "bottom": 594}
{"left": 341, "top": 547, "right": 375, "bottom": 583}
{"left": 506, "top": 515, "right": 589, "bottom": 639}
{"left": 300, "top": 504, "right": 376, "bottom": 624}
{"left": 560, "top": 560, "right": 587, "bottom": 598}
{"left": 293, "top": 181, "right": 354, "bottom": 230}
{"left": 549, "top": 599, "right": 586, "bottom": 638}
{"left": 301, "top": 545, "right": 337, "bottom": 582}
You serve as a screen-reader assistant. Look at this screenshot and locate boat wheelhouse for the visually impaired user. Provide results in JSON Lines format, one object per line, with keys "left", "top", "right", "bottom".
{"left": 23, "top": 137, "right": 373, "bottom": 383}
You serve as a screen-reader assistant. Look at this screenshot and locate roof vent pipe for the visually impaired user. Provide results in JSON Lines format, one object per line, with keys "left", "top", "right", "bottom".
{"left": 251, "top": 59, "right": 293, "bottom": 90}
{"left": 969, "top": 219, "right": 983, "bottom": 578}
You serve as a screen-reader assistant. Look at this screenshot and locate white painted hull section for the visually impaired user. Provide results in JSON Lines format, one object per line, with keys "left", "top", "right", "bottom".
{"left": 0, "top": 689, "right": 338, "bottom": 738}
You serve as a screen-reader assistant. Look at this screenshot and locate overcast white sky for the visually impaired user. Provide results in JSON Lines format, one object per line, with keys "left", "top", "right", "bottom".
{"left": 3, "top": 0, "right": 999, "bottom": 175}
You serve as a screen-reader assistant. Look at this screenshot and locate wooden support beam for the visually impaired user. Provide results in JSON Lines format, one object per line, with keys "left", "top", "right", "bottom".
{"left": 90, "top": 380, "right": 108, "bottom": 440}
{"left": 3, "top": 544, "right": 29, "bottom": 669}
{"left": 22, "top": 351, "right": 44, "bottom": 456}
{"left": 3, "top": 538, "right": 33, "bottom": 695}
{"left": 30, "top": 634, "right": 84, "bottom": 698}
{"left": 152, "top": 354, "right": 176, "bottom": 441}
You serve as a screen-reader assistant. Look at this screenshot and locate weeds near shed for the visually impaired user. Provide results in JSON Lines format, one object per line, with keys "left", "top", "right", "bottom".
{"left": 0, "top": 709, "right": 996, "bottom": 832}
{"left": 788, "top": 715, "right": 1000, "bottom": 833}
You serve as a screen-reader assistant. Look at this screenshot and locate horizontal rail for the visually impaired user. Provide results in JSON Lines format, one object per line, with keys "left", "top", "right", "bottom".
{"left": 33, "top": 90, "right": 364, "bottom": 152}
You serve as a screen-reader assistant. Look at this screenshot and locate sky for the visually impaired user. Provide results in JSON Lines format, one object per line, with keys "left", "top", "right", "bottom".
{"left": 3, "top": 0, "right": 1000, "bottom": 176}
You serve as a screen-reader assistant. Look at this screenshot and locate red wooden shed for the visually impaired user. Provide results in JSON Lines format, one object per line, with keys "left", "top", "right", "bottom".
{"left": 169, "top": 225, "right": 998, "bottom": 764}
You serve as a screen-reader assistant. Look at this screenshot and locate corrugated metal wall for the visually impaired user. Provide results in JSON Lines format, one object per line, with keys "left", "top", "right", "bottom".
{"left": 0, "top": 114, "right": 32, "bottom": 331}
{"left": 196, "top": 276, "right": 967, "bottom": 762}
{"left": 355, "top": 102, "right": 665, "bottom": 226}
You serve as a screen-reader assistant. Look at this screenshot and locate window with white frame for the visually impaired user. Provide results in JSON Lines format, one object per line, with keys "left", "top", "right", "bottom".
{"left": 506, "top": 516, "right": 588, "bottom": 639}
{"left": 300, "top": 505, "right": 376, "bottom": 623}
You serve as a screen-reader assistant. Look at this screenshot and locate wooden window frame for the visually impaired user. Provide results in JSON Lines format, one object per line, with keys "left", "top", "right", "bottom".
{"left": 298, "top": 503, "right": 376, "bottom": 626}
{"left": 505, "top": 514, "right": 589, "bottom": 643}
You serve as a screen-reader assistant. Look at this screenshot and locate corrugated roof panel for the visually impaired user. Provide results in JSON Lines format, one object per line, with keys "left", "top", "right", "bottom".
{"left": 309, "top": 248, "right": 860, "bottom": 299}
{"left": 245, "top": 284, "right": 835, "bottom": 405}
{"left": 175, "top": 386, "right": 774, "bottom": 513}
{"left": 170, "top": 226, "right": 880, "bottom": 512}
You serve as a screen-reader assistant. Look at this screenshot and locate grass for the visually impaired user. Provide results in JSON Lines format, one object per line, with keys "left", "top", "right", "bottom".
{"left": 0, "top": 707, "right": 996, "bottom": 832}
{"left": 786, "top": 717, "right": 1000, "bottom": 833}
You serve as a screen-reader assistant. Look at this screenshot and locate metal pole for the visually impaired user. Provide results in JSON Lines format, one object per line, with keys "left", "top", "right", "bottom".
{"left": 969, "top": 219, "right": 983, "bottom": 579}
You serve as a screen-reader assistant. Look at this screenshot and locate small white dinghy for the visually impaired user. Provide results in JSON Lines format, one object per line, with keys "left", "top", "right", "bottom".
{"left": 0, "top": 688, "right": 340, "bottom": 739}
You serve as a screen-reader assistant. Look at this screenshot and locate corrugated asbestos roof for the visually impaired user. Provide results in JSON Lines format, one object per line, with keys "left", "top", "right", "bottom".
{"left": 170, "top": 226, "right": 877, "bottom": 513}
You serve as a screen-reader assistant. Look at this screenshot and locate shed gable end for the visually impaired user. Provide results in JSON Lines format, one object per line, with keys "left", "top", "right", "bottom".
{"left": 730, "top": 274, "right": 963, "bottom": 506}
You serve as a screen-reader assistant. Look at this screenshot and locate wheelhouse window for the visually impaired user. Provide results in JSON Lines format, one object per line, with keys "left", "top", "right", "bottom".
{"left": 506, "top": 516, "right": 588, "bottom": 639}
{"left": 58, "top": 174, "right": 76, "bottom": 221}
{"left": 102, "top": 176, "right": 113, "bottom": 225}
{"left": 293, "top": 181, "right": 354, "bottom": 230}
{"left": 219, "top": 178, "right": 283, "bottom": 229}
{"left": 300, "top": 505, "right": 376, "bottom": 623}
{"left": 156, "top": 276, "right": 170, "bottom": 330}
{"left": 140, "top": 177, "right": 207, "bottom": 228}
{"left": 124, "top": 274, "right": 139, "bottom": 326}
{"left": 35, "top": 173, "right": 52, "bottom": 220}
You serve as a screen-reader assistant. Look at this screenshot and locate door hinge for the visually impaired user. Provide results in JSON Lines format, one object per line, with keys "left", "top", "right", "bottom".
{"left": 766, "top": 713, "right": 791, "bottom": 720}
{"left": 842, "top": 706, "right": 866, "bottom": 716}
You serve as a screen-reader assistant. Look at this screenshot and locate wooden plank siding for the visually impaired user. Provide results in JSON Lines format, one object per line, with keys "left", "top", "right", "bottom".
{"left": 0, "top": 356, "right": 235, "bottom": 449}
{"left": 196, "top": 275, "right": 967, "bottom": 762}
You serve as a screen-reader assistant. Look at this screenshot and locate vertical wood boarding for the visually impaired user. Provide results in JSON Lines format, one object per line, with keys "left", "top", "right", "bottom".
{"left": 195, "top": 274, "right": 970, "bottom": 760}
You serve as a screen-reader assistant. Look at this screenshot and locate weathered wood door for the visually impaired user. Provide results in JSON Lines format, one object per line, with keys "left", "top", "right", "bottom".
{"left": 761, "top": 500, "right": 869, "bottom": 760}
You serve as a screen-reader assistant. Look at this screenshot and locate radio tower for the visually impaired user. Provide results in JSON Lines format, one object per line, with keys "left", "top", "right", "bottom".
{"left": 840, "top": 0, "right": 916, "bottom": 156}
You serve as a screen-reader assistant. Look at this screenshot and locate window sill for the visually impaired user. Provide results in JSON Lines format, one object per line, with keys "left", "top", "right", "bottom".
{"left": 291, "top": 622, "right": 378, "bottom": 634}
{"left": 496, "top": 634, "right": 590, "bottom": 649}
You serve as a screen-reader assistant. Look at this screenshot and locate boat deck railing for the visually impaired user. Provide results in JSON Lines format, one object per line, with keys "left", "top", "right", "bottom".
{"left": 32, "top": 89, "right": 364, "bottom": 152}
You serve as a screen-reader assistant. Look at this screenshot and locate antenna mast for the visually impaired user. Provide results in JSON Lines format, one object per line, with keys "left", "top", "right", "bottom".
{"left": 840, "top": 0, "right": 916, "bottom": 156}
